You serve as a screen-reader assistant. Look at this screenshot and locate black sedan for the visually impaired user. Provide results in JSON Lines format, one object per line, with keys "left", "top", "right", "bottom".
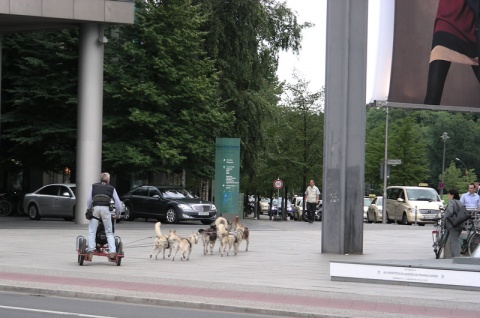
{"left": 121, "top": 185, "right": 217, "bottom": 224}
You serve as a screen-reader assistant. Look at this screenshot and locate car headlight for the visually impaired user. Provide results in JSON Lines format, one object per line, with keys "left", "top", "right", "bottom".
{"left": 211, "top": 204, "right": 217, "bottom": 211}
{"left": 178, "top": 204, "right": 194, "bottom": 211}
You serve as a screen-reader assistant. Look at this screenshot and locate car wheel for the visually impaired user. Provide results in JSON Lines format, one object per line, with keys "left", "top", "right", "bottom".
{"left": 123, "top": 205, "right": 135, "bottom": 221}
{"left": 366, "top": 212, "right": 371, "bottom": 223}
{"left": 401, "top": 213, "right": 410, "bottom": 225}
{"left": 165, "top": 207, "right": 178, "bottom": 224}
{"left": 28, "top": 204, "right": 40, "bottom": 220}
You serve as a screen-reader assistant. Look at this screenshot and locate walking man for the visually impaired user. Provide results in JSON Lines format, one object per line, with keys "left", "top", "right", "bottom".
{"left": 304, "top": 179, "right": 320, "bottom": 223}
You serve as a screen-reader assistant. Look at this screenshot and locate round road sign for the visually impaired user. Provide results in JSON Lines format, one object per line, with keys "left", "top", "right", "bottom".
{"left": 273, "top": 179, "right": 283, "bottom": 189}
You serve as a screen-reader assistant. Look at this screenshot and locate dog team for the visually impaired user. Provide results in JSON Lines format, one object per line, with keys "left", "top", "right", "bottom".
{"left": 150, "top": 216, "right": 249, "bottom": 261}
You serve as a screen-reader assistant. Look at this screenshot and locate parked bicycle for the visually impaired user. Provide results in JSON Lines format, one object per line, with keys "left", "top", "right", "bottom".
{"left": 0, "top": 193, "right": 13, "bottom": 217}
{"left": 432, "top": 209, "right": 480, "bottom": 259}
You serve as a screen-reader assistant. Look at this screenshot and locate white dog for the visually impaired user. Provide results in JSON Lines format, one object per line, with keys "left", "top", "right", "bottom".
{"left": 172, "top": 232, "right": 199, "bottom": 261}
{"left": 150, "top": 222, "right": 171, "bottom": 260}
{"left": 217, "top": 223, "right": 235, "bottom": 257}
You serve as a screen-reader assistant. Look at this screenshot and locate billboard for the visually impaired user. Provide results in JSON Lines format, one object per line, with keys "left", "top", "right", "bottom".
{"left": 369, "top": 0, "right": 480, "bottom": 108}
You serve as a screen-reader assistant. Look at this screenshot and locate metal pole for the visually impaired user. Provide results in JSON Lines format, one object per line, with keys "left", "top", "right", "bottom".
{"left": 440, "top": 132, "right": 448, "bottom": 196}
{"left": 382, "top": 107, "right": 389, "bottom": 224}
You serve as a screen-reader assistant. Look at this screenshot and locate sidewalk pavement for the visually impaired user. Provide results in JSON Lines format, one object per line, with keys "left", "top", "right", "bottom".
{"left": 0, "top": 216, "right": 479, "bottom": 318}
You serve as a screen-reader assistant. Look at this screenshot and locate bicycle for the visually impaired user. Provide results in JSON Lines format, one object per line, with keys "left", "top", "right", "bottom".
{"left": 432, "top": 210, "right": 480, "bottom": 259}
{"left": 0, "top": 193, "right": 13, "bottom": 217}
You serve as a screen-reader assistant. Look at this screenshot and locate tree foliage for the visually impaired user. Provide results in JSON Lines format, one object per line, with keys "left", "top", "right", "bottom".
{"left": 102, "top": 0, "right": 233, "bottom": 182}
{"left": 1, "top": 30, "right": 79, "bottom": 173}
{"left": 194, "top": 0, "right": 310, "bottom": 178}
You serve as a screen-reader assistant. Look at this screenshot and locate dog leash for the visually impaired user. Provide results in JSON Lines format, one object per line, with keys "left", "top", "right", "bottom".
{"left": 122, "top": 236, "right": 155, "bottom": 248}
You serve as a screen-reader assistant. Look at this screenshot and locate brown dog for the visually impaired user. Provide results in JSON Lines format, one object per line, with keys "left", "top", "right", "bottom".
{"left": 172, "top": 232, "right": 199, "bottom": 261}
{"left": 198, "top": 225, "right": 217, "bottom": 255}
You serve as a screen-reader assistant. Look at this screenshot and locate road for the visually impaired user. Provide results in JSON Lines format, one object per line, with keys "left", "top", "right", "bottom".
{"left": 0, "top": 291, "right": 283, "bottom": 318}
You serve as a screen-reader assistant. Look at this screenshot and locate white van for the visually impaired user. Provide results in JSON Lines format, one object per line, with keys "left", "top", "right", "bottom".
{"left": 385, "top": 186, "right": 441, "bottom": 225}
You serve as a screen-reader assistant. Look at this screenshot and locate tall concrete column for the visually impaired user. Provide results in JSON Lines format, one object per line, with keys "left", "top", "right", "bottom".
{"left": 321, "top": 0, "right": 368, "bottom": 254}
{"left": 76, "top": 23, "right": 106, "bottom": 224}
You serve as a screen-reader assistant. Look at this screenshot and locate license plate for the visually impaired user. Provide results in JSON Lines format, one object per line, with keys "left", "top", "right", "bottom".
{"left": 423, "top": 214, "right": 436, "bottom": 219}
{"left": 198, "top": 212, "right": 209, "bottom": 216}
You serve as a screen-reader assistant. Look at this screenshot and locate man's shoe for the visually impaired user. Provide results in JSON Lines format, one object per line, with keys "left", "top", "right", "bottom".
{"left": 87, "top": 252, "right": 93, "bottom": 261}
{"left": 108, "top": 252, "right": 117, "bottom": 260}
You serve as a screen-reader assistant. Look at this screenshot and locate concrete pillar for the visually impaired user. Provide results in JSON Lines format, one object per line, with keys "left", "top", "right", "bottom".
{"left": 321, "top": 0, "right": 368, "bottom": 254}
{"left": 75, "top": 23, "right": 106, "bottom": 224}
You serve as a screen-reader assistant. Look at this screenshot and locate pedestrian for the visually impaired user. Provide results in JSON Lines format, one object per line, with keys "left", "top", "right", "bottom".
{"left": 460, "top": 182, "right": 480, "bottom": 210}
{"left": 444, "top": 189, "right": 463, "bottom": 257}
{"left": 304, "top": 180, "right": 320, "bottom": 223}
{"left": 424, "top": 0, "right": 480, "bottom": 105}
{"left": 86, "top": 172, "right": 122, "bottom": 261}
{"left": 474, "top": 181, "right": 480, "bottom": 195}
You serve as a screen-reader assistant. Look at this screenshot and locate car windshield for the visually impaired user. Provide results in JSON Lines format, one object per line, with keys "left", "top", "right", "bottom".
{"left": 364, "top": 198, "right": 372, "bottom": 206}
{"left": 272, "top": 198, "right": 291, "bottom": 207}
{"left": 159, "top": 188, "right": 194, "bottom": 199}
{"left": 406, "top": 189, "right": 438, "bottom": 201}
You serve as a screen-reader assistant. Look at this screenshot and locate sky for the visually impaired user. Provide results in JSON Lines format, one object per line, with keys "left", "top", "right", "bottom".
{"left": 276, "top": 0, "right": 327, "bottom": 93}
{"left": 276, "top": 1, "right": 392, "bottom": 103}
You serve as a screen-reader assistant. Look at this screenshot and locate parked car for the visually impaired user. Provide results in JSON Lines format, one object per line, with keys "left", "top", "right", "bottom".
{"left": 366, "top": 196, "right": 383, "bottom": 223}
{"left": 259, "top": 198, "right": 270, "bottom": 214}
{"left": 291, "top": 196, "right": 322, "bottom": 221}
{"left": 270, "top": 197, "right": 294, "bottom": 218}
{"left": 24, "top": 183, "right": 76, "bottom": 221}
{"left": 121, "top": 185, "right": 216, "bottom": 224}
{"left": 24, "top": 183, "right": 126, "bottom": 221}
{"left": 363, "top": 196, "right": 374, "bottom": 221}
{"left": 385, "top": 186, "right": 440, "bottom": 225}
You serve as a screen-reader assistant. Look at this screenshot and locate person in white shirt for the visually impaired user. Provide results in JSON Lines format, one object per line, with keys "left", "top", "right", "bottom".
{"left": 304, "top": 179, "right": 320, "bottom": 223}
{"left": 460, "top": 183, "right": 480, "bottom": 210}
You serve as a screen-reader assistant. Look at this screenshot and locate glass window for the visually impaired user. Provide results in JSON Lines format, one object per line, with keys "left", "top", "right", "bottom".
{"left": 132, "top": 187, "right": 148, "bottom": 197}
{"left": 37, "top": 185, "right": 59, "bottom": 196}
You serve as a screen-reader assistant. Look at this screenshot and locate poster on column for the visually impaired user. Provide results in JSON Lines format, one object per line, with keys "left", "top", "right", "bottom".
{"left": 371, "top": 0, "right": 480, "bottom": 108}
{"left": 214, "top": 138, "right": 240, "bottom": 217}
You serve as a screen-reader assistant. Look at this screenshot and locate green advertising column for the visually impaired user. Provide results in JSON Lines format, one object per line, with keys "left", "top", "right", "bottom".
{"left": 214, "top": 138, "right": 240, "bottom": 219}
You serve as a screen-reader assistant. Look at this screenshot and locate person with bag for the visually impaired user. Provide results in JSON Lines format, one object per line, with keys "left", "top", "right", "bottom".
{"left": 444, "top": 189, "right": 464, "bottom": 257}
{"left": 86, "top": 172, "right": 122, "bottom": 261}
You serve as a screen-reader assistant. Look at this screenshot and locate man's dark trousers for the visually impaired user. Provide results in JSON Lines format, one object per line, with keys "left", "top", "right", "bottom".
{"left": 307, "top": 202, "right": 316, "bottom": 223}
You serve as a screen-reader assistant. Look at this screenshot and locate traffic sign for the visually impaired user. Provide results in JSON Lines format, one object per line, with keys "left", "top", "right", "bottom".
{"left": 273, "top": 179, "right": 283, "bottom": 189}
{"left": 387, "top": 159, "right": 402, "bottom": 165}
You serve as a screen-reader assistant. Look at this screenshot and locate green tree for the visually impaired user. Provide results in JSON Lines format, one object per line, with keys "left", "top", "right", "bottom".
{"left": 442, "top": 161, "right": 476, "bottom": 193}
{"left": 195, "top": 0, "right": 310, "bottom": 179}
{"left": 1, "top": 30, "right": 79, "bottom": 175}
{"left": 103, "top": 0, "right": 234, "bottom": 183}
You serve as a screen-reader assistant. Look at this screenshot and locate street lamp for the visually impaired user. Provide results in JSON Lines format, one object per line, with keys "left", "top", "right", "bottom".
{"left": 455, "top": 157, "right": 467, "bottom": 177}
{"left": 440, "top": 132, "right": 448, "bottom": 196}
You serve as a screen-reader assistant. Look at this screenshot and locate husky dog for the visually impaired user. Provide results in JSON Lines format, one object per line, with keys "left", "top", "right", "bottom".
{"left": 166, "top": 230, "right": 182, "bottom": 258}
{"left": 198, "top": 225, "right": 217, "bottom": 255}
{"left": 215, "top": 216, "right": 232, "bottom": 231}
{"left": 172, "top": 232, "right": 199, "bottom": 261}
{"left": 150, "top": 222, "right": 171, "bottom": 260}
{"left": 233, "top": 216, "right": 249, "bottom": 255}
{"left": 217, "top": 223, "right": 235, "bottom": 257}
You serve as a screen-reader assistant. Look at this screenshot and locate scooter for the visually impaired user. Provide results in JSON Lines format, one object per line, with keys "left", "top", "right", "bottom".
{"left": 76, "top": 214, "right": 124, "bottom": 266}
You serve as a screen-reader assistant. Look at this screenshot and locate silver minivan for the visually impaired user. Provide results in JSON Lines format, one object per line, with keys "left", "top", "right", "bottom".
{"left": 385, "top": 186, "right": 441, "bottom": 225}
